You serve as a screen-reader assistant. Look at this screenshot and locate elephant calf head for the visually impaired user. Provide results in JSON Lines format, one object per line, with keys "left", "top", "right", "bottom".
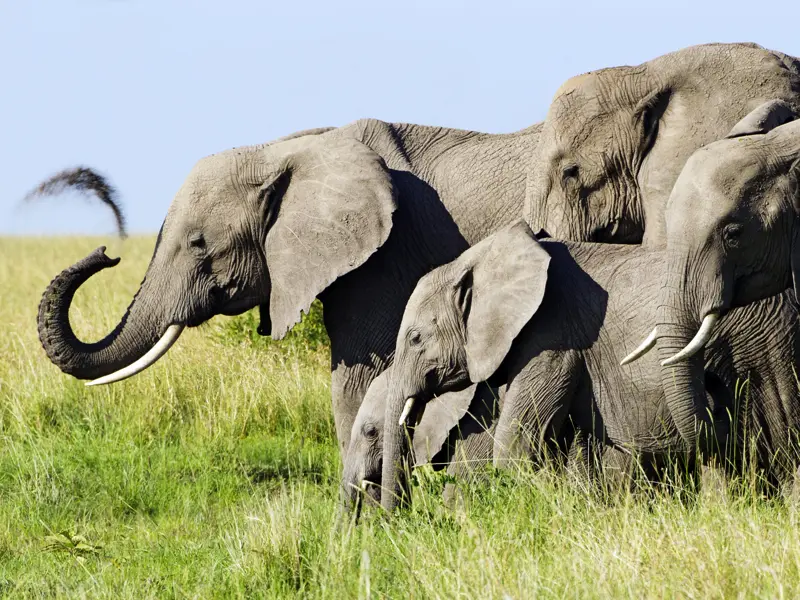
{"left": 37, "top": 133, "right": 398, "bottom": 385}
{"left": 380, "top": 220, "right": 552, "bottom": 511}
{"left": 340, "top": 366, "right": 478, "bottom": 518}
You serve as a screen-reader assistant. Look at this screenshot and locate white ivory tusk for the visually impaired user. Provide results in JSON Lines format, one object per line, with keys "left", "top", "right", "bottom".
{"left": 661, "top": 313, "right": 719, "bottom": 367}
{"left": 620, "top": 327, "right": 659, "bottom": 366}
{"left": 86, "top": 324, "right": 185, "bottom": 386}
{"left": 361, "top": 480, "right": 370, "bottom": 491}
{"left": 398, "top": 397, "right": 415, "bottom": 426}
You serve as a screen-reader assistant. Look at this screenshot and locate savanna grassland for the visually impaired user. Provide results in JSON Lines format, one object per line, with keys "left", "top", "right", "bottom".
{"left": 2, "top": 236, "right": 800, "bottom": 599}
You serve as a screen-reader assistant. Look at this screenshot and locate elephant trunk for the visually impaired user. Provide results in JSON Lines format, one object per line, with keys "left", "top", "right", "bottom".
{"left": 37, "top": 246, "right": 173, "bottom": 381}
{"left": 381, "top": 392, "right": 418, "bottom": 512}
{"left": 656, "top": 275, "right": 713, "bottom": 453}
{"left": 340, "top": 455, "right": 362, "bottom": 517}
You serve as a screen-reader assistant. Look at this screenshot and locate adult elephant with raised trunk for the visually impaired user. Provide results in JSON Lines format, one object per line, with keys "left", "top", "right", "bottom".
{"left": 525, "top": 42, "right": 800, "bottom": 247}
{"left": 36, "top": 119, "right": 541, "bottom": 455}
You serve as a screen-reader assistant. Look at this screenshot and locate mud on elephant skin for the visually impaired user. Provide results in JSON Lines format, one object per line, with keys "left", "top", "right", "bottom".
{"left": 36, "top": 119, "right": 541, "bottom": 456}
{"left": 526, "top": 42, "right": 800, "bottom": 247}
{"left": 380, "top": 221, "right": 800, "bottom": 511}
{"left": 341, "top": 366, "right": 499, "bottom": 516}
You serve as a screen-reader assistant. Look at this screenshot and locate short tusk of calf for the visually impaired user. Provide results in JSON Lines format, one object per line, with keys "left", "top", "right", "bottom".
{"left": 660, "top": 313, "right": 719, "bottom": 367}
{"left": 398, "top": 397, "right": 415, "bottom": 426}
{"left": 620, "top": 327, "right": 659, "bottom": 366}
{"left": 86, "top": 324, "right": 185, "bottom": 386}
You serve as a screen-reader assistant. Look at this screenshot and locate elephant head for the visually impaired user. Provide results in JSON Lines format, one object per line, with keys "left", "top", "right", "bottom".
{"left": 340, "top": 365, "right": 478, "bottom": 517}
{"left": 526, "top": 43, "right": 800, "bottom": 246}
{"left": 381, "top": 221, "right": 550, "bottom": 511}
{"left": 37, "top": 132, "right": 397, "bottom": 384}
{"left": 621, "top": 100, "right": 800, "bottom": 450}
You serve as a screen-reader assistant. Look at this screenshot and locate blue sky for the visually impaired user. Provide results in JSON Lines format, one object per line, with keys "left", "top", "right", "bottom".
{"left": 2, "top": 0, "right": 799, "bottom": 235}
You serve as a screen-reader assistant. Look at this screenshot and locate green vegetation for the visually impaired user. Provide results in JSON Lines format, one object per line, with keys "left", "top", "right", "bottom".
{"left": 2, "top": 237, "right": 800, "bottom": 599}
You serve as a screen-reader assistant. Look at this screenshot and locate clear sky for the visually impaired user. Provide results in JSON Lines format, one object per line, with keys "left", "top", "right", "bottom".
{"left": 2, "top": 0, "right": 799, "bottom": 236}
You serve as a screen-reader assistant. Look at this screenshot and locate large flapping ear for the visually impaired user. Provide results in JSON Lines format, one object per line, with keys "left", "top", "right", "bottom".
{"left": 412, "top": 384, "right": 478, "bottom": 466}
{"left": 264, "top": 137, "right": 398, "bottom": 338}
{"left": 726, "top": 99, "right": 798, "bottom": 139}
{"left": 459, "top": 220, "right": 552, "bottom": 382}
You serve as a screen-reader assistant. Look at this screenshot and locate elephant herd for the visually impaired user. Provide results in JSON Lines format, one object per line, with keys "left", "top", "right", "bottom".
{"left": 35, "top": 42, "right": 800, "bottom": 517}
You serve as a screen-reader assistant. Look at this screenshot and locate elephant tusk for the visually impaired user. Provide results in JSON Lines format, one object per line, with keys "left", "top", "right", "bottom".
{"left": 620, "top": 327, "right": 659, "bottom": 366}
{"left": 398, "top": 397, "right": 415, "bottom": 426}
{"left": 660, "top": 313, "right": 719, "bottom": 367}
{"left": 86, "top": 324, "right": 185, "bottom": 386}
{"left": 361, "top": 480, "right": 370, "bottom": 491}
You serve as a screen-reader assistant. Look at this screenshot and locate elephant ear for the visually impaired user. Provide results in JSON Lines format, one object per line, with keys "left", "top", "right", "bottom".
{"left": 726, "top": 100, "right": 798, "bottom": 138}
{"left": 458, "top": 220, "right": 552, "bottom": 382}
{"left": 264, "top": 137, "right": 398, "bottom": 338}
{"left": 413, "top": 384, "right": 478, "bottom": 466}
{"left": 633, "top": 88, "right": 671, "bottom": 154}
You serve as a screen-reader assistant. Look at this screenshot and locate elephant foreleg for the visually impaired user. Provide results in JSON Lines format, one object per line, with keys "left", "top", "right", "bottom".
{"left": 330, "top": 360, "right": 386, "bottom": 456}
{"left": 494, "top": 350, "right": 581, "bottom": 470}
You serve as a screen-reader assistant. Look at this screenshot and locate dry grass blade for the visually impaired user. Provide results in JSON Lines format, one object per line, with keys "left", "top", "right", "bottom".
{"left": 23, "top": 167, "right": 127, "bottom": 238}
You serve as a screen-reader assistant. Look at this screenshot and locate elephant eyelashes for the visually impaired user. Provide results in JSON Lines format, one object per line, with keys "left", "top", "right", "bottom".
{"left": 722, "top": 223, "right": 744, "bottom": 247}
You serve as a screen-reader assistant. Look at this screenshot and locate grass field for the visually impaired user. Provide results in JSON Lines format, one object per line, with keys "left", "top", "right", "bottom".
{"left": 2, "top": 236, "right": 800, "bottom": 599}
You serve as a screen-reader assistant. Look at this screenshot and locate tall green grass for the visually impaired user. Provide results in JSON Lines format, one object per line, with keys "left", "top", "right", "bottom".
{"left": 1, "top": 236, "right": 800, "bottom": 598}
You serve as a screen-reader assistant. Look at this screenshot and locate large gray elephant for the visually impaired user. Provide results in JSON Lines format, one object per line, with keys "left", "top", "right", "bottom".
{"left": 621, "top": 100, "right": 800, "bottom": 452}
{"left": 36, "top": 119, "right": 540, "bottom": 455}
{"left": 525, "top": 42, "right": 800, "bottom": 247}
{"left": 379, "top": 221, "right": 800, "bottom": 511}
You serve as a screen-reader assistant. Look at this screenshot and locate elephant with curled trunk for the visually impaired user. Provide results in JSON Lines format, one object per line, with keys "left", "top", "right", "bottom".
{"left": 379, "top": 221, "right": 800, "bottom": 511}
{"left": 36, "top": 119, "right": 541, "bottom": 455}
{"left": 624, "top": 100, "right": 800, "bottom": 454}
{"left": 525, "top": 42, "right": 800, "bottom": 247}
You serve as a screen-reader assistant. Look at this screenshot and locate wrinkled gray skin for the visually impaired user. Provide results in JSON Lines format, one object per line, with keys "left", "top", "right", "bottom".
{"left": 340, "top": 366, "right": 498, "bottom": 514}
{"left": 526, "top": 42, "right": 800, "bottom": 247}
{"left": 36, "top": 119, "right": 540, "bottom": 456}
{"left": 629, "top": 100, "right": 800, "bottom": 452}
{"left": 381, "top": 221, "right": 800, "bottom": 510}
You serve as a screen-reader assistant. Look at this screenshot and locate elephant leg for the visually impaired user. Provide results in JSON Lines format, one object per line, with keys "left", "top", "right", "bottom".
{"left": 440, "top": 384, "right": 502, "bottom": 509}
{"left": 601, "top": 446, "right": 638, "bottom": 495}
{"left": 566, "top": 428, "right": 603, "bottom": 487}
{"left": 700, "top": 462, "right": 728, "bottom": 501}
{"left": 442, "top": 426, "right": 496, "bottom": 510}
{"left": 330, "top": 361, "right": 385, "bottom": 457}
{"left": 494, "top": 350, "right": 580, "bottom": 470}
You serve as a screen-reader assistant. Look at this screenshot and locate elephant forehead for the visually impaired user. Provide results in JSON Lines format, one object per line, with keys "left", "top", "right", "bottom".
{"left": 684, "top": 139, "right": 774, "bottom": 198}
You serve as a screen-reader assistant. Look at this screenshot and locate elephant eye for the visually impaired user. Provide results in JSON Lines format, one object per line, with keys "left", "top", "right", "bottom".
{"left": 722, "top": 223, "right": 744, "bottom": 247}
{"left": 188, "top": 232, "right": 206, "bottom": 254}
{"left": 408, "top": 330, "right": 423, "bottom": 347}
{"left": 562, "top": 164, "right": 579, "bottom": 183}
{"left": 362, "top": 423, "right": 379, "bottom": 439}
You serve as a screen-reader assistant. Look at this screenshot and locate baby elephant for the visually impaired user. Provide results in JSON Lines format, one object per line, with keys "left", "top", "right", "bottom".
{"left": 379, "top": 220, "right": 800, "bottom": 510}
{"left": 341, "top": 366, "right": 498, "bottom": 515}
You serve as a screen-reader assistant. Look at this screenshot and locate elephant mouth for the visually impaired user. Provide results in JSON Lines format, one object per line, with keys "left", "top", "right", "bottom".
{"left": 589, "top": 219, "right": 641, "bottom": 245}
{"left": 187, "top": 286, "right": 264, "bottom": 326}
